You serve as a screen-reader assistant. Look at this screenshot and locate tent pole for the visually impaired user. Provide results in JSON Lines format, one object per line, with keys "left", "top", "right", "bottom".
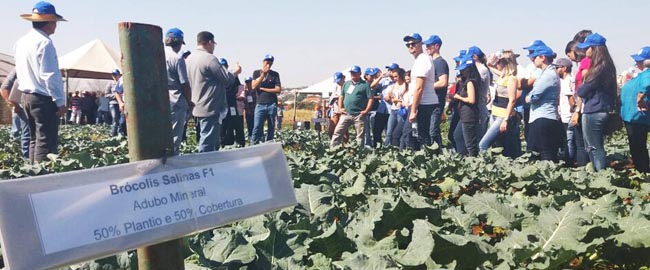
{"left": 293, "top": 90, "right": 297, "bottom": 128}
{"left": 64, "top": 70, "right": 69, "bottom": 125}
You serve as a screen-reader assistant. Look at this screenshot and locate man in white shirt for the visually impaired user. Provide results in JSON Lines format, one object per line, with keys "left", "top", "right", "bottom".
{"left": 14, "top": 1, "right": 66, "bottom": 163}
{"left": 164, "top": 27, "right": 192, "bottom": 155}
{"left": 404, "top": 33, "right": 437, "bottom": 150}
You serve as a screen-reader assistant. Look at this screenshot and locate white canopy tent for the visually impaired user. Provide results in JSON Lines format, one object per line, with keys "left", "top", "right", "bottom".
{"left": 297, "top": 68, "right": 352, "bottom": 98}
{"left": 58, "top": 39, "right": 121, "bottom": 80}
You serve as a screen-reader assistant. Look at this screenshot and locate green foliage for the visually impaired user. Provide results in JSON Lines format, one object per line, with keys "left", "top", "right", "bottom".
{"left": 1, "top": 126, "right": 649, "bottom": 269}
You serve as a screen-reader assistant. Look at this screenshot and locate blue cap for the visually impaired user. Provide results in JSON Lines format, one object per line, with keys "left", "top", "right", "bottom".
{"left": 456, "top": 55, "right": 475, "bottom": 71}
{"left": 220, "top": 58, "right": 228, "bottom": 66}
{"left": 453, "top": 50, "right": 467, "bottom": 62}
{"left": 467, "top": 46, "right": 484, "bottom": 57}
{"left": 349, "top": 65, "right": 361, "bottom": 73}
{"left": 385, "top": 63, "right": 400, "bottom": 70}
{"left": 21, "top": 1, "right": 66, "bottom": 22}
{"left": 632, "top": 47, "right": 650, "bottom": 62}
{"left": 527, "top": 45, "right": 555, "bottom": 58}
{"left": 403, "top": 33, "right": 423, "bottom": 43}
{"left": 577, "top": 33, "right": 607, "bottom": 49}
{"left": 165, "top": 28, "right": 185, "bottom": 44}
{"left": 365, "top": 67, "right": 379, "bottom": 76}
{"left": 423, "top": 35, "right": 442, "bottom": 46}
{"left": 263, "top": 54, "right": 275, "bottom": 61}
{"left": 523, "top": 40, "right": 547, "bottom": 51}
{"left": 111, "top": 69, "right": 121, "bottom": 75}
{"left": 333, "top": 72, "right": 344, "bottom": 83}
{"left": 245, "top": 76, "right": 253, "bottom": 82}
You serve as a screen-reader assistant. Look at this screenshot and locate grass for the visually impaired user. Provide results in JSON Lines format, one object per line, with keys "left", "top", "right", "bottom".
{"left": 282, "top": 108, "right": 316, "bottom": 125}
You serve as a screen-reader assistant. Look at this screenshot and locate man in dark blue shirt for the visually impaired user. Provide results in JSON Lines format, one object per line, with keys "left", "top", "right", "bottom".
{"left": 251, "top": 54, "right": 282, "bottom": 144}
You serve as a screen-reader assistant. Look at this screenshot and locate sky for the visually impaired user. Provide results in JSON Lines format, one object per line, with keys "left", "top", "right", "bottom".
{"left": 2, "top": 0, "right": 650, "bottom": 88}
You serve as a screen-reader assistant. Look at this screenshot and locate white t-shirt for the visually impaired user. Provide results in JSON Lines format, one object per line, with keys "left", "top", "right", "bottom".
{"left": 558, "top": 76, "right": 575, "bottom": 123}
{"left": 410, "top": 53, "right": 438, "bottom": 105}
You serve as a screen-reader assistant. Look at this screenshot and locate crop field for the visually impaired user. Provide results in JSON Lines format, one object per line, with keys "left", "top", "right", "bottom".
{"left": 0, "top": 124, "right": 649, "bottom": 270}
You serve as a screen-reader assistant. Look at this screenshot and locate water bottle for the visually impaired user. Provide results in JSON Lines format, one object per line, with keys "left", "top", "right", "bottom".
{"left": 411, "top": 122, "right": 419, "bottom": 137}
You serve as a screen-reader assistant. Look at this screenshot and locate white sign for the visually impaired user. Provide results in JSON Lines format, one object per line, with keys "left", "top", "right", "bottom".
{"left": 0, "top": 143, "right": 295, "bottom": 270}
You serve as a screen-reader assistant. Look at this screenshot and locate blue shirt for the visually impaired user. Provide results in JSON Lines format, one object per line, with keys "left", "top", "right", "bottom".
{"left": 375, "top": 77, "right": 393, "bottom": 114}
{"left": 620, "top": 69, "right": 650, "bottom": 125}
{"left": 527, "top": 65, "right": 559, "bottom": 123}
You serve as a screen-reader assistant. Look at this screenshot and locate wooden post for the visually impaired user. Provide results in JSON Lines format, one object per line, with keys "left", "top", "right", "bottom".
{"left": 118, "top": 22, "right": 183, "bottom": 270}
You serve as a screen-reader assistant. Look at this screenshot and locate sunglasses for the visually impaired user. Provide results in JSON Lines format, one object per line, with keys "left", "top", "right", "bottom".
{"left": 405, "top": 42, "right": 420, "bottom": 48}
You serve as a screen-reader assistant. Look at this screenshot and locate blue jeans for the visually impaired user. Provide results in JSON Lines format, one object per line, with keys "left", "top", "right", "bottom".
{"left": 170, "top": 100, "right": 188, "bottom": 155}
{"left": 385, "top": 110, "right": 405, "bottom": 147}
{"left": 197, "top": 115, "right": 221, "bottom": 152}
{"left": 12, "top": 108, "right": 31, "bottom": 159}
{"left": 430, "top": 104, "right": 443, "bottom": 148}
{"left": 252, "top": 103, "right": 277, "bottom": 144}
{"left": 110, "top": 104, "right": 126, "bottom": 137}
{"left": 564, "top": 123, "right": 576, "bottom": 164}
{"left": 582, "top": 112, "right": 608, "bottom": 171}
{"left": 479, "top": 115, "right": 521, "bottom": 158}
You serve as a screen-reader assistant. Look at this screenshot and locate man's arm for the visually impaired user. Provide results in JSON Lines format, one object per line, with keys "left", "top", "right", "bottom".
{"left": 409, "top": 77, "right": 425, "bottom": 122}
{"left": 1, "top": 70, "right": 17, "bottom": 106}
{"left": 433, "top": 60, "right": 449, "bottom": 89}
{"left": 338, "top": 83, "right": 347, "bottom": 114}
{"left": 434, "top": 74, "right": 448, "bottom": 89}
{"left": 40, "top": 42, "right": 66, "bottom": 109}
{"left": 260, "top": 72, "right": 282, "bottom": 94}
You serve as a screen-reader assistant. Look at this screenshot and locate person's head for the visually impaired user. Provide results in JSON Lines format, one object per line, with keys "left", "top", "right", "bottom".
{"left": 405, "top": 70, "right": 411, "bottom": 83}
{"left": 164, "top": 28, "right": 185, "bottom": 49}
{"left": 573, "top": 29, "right": 593, "bottom": 43}
{"left": 333, "top": 71, "right": 345, "bottom": 86}
{"left": 453, "top": 50, "right": 467, "bottom": 64}
{"left": 456, "top": 55, "right": 481, "bottom": 82}
{"left": 577, "top": 33, "right": 606, "bottom": 58}
{"left": 220, "top": 58, "right": 228, "bottom": 69}
{"left": 632, "top": 47, "right": 650, "bottom": 70}
{"left": 111, "top": 69, "right": 121, "bottom": 80}
{"left": 468, "top": 46, "right": 486, "bottom": 64}
{"left": 244, "top": 76, "right": 253, "bottom": 88}
{"left": 565, "top": 40, "right": 578, "bottom": 62}
{"left": 263, "top": 54, "right": 274, "bottom": 68}
{"left": 364, "top": 67, "right": 378, "bottom": 82}
{"left": 22, "top": 2, "right": 66, "bottom": 35}
{"left": 495, "top": 55, "right": 518, "bottom": 77}
{"left": 385, "top": 63, "right": 400, "bottom": 73}
{"left": 349, "top": 65, "right": 362, "bottom": 82}
{"left": 393, "top": 67, "right": 406, "bottom": 82}
{"left": 403, "top": 33, "right": 423, "bottom": 56}
{"left": 554, "top": 58, "right": 573, "bottom": 77}
{"left": 423, "top": 35, "right": 442, "bottom": 56}
{"left": 197, "top": 31, "right": 216, "bottom": 54}
{"left": 577, "top": 33, "right": 616, "bottom": 83}
{"left": 527, "top": 45, "right": 555, "bottom": 69}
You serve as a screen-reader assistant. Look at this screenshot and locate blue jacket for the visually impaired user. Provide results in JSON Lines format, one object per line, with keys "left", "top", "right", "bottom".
{"left": 577, "top": 73, "right": 616, "bottom": 114}
{"left": 620, "top": 69, "right": 650, "bottom": 125}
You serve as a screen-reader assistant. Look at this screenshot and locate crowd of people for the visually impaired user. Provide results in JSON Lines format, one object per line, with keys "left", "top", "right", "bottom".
{"left": 3, "top": 1, "right": 650, "bottom": 174}
{"left": 2, "top": 2, "right": 285, "bottom": 163}
{"left": 325, "top": 30, "right": 650, "bottom": 173}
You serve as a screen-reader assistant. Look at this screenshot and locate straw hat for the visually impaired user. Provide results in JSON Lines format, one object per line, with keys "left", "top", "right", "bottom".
{"left": 20, "top": 1, "right": 66, "bottom": 22}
